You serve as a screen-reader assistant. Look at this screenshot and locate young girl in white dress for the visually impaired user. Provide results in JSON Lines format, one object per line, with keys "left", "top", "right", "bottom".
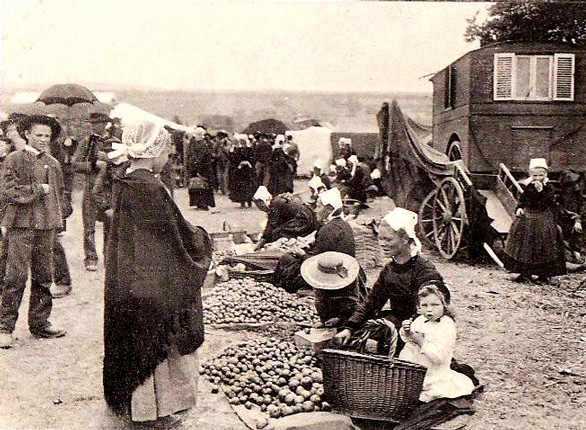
{"left": 399, "top": 283, "right": 475, "bottom": 403}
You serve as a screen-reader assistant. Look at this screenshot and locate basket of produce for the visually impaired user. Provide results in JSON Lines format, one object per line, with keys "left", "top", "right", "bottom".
{"left": 227, "top": 266, "right": 274, "bottom": 282}
{"left": 321, "top": 319, "right": 426, "bottom": 422}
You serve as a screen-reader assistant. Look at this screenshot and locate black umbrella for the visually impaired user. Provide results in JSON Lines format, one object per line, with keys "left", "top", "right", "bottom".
{"left": 241, "top": 118, "right": 291, "bottom": 135}
{"left": 37, "top": 84, "right": 99, "bottom": 106}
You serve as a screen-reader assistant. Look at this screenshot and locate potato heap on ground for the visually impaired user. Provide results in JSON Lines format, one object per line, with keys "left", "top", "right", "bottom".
{"left": 203, "top": 278, "right": 318, "bottom": 325}
{"left": 201, "top": 337, "right": 330, "bottom": 419}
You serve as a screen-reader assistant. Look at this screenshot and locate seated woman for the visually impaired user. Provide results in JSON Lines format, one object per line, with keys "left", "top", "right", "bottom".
{"left": 300, "top": 251, "right": 362, "bottom": 327}
{"left": 273, "top": 188, "right": 366, "bottom": 299}
{"left": 253, "top": 186, "right": 318, "bottom": 250}
{"left": 334, "top": 207, "right": 448, "bottom": 349}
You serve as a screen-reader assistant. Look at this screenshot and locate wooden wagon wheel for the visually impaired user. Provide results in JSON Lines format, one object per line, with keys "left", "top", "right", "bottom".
{"left": 432, "top": 177, "right": 467, "bottom": 259}
{"left": 417, "top": 189, "right": 437, "bottom": 247}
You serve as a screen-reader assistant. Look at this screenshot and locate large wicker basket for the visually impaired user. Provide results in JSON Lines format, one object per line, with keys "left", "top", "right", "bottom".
{"left": 227, "top": 268, "right": 274, "bottom": 282}
{"left": 321, "top": 348, "right": 426, "bottom": 422}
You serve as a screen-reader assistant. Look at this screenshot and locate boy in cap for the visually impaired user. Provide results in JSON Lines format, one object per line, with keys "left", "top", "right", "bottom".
{"left": 0, "top": 115, "right": 67, "bottom": 348}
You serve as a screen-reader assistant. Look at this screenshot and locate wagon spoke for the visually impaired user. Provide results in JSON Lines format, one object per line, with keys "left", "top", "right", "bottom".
{"left": 448, "top": 225, "right": 457, "bottom": 253}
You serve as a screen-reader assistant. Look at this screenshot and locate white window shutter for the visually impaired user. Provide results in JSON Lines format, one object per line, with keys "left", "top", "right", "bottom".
{"left": 553, "top": 53, "right": 575, "bottom": 101}
{"left": 494, "top": 53, "right": 514, "bottom": 100}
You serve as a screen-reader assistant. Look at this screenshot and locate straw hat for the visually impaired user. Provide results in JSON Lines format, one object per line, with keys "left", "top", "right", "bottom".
{"left": 301, "top": 251, "right": 360, "bottom": 290}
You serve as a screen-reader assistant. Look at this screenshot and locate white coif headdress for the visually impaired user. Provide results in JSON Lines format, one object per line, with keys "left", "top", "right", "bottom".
{"left": 109, "top": 121, "right": 171, "bottom": 164}
{"left": 318, "top": 187, "right": 343, "bottom": 210}
{"left": 382, "top": 207, "right": 422, "bottom": 256}
{"left": 529, "top": 158, "right": 548, "bottom": 171}
{"left": 253, "top": 186, "right": 272, "bottom": 205}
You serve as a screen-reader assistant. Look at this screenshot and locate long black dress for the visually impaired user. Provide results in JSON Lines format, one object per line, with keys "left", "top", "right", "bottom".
{"left": 185, "top": 138, "right": 215, "bottom": 209}
{"left": 504, "top": 182, "right": 566, "bottom": 277}
{"left": 268, "top": 148, "right": 295, "bottom": 195}
{"left": 228, "top": 146, "right": 257, "bottom": 205}
{"left": 103, "top": 169, "right": 212, "bottom": 415}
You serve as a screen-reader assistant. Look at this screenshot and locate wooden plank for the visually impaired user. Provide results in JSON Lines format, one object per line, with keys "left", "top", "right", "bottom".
{"left": 477, "top": 190, "right": 513, "bottom": 234}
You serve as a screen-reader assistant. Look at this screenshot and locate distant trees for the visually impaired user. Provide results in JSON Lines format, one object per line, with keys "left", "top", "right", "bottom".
{"left": 465, "top": 1, "right": 586, "bottom": 47}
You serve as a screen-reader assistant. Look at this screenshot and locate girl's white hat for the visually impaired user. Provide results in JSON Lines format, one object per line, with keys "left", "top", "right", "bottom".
{"left": 529, "top": 158, "right": 548, "bottom": 170}
{"left": 318, "top": 187, "right": 343, "bottom": 210}
{"left": 109, "top": 120, "right": 171, "bottom": 164}
{"left": 348, "top": 155, "right": 359, "bottom": 165}
{"left": 382, "top": 207, "right": 422, "bottom": 257}
{"left": 308, "top": 175, "right": 326, "bottom": 191}
{"left": 253, "top": 186, "right": 272, "bottom": 204}
{"left": 335, "top": 158, "right": 347, "bottom": 167}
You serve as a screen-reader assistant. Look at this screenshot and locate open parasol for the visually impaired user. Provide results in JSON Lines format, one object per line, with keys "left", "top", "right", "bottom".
{"left": 37, "top": 84, "right": 99, "bottom": 106}
{"left": 241, "top": 118, "right": 292, "bottom": 135}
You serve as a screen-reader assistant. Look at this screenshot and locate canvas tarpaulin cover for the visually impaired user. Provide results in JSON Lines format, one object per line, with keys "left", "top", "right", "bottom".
{"left": 286, "top": 126, "right": 333, "bottom": 176}
{"left": 376, "top": 100, "right": 497, "bottom": 259}
{"left": 375, "top": 100, "right": 453, "bottom": 212}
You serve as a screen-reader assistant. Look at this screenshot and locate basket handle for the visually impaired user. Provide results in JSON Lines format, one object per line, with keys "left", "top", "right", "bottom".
{"left": 344, "top": 319, "right": 399, "bottom": 358}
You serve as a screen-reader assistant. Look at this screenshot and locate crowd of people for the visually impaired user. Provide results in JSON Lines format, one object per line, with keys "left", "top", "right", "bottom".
{"left": 0, "top": 108, "right": 582, "bottom": 427}
{"left": 182, "top": 129, "right": 300, "bottom": 211}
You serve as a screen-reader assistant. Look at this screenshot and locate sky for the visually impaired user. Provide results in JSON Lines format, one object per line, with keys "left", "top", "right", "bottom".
{"left": 0, "top": 0, "right": 491, "bottom": 93}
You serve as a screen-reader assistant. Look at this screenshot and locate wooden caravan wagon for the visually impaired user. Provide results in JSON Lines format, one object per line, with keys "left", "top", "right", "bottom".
{"left": 378, "top": 42, "right": 586, "bottom": 261}
{"left": 430, "top": 41, "right": 586, "bottom": 173}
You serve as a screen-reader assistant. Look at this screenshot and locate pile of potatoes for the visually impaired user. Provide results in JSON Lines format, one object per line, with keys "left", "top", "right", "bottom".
{"left": 201, "top": 337, "right": 330, "bottom": 420}
{"left": 203, "top": 278, "right": 318, "bottom": 326}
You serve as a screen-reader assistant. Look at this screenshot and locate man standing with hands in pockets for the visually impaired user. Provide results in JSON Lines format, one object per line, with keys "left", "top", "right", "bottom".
{"left": 0, "top": 115, "right": 67, "bottom": 349}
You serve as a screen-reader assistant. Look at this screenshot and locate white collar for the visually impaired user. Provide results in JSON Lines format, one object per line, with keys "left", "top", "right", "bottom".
{"left": 23, "top": 145, "right": 41, "bottom": 156}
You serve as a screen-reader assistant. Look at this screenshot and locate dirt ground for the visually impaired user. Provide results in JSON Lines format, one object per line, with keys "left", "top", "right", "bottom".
{"left": 0, "top": 181, "right": 584, "bottom": 430}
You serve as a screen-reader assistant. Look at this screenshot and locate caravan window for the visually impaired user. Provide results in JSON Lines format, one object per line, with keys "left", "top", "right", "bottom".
{"left": 494, "top": 53, "right": 575, "bottom": 101}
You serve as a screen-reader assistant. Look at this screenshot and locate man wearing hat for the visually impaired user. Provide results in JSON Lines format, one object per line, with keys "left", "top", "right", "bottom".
{"left": 72, "top": 112, "right": 111, "bottom": 271}
{"left": 253, "top": 135, "right": 273, "bottom": 187}
{"left": 0, "top": 115, "right": 67, "bottom": 347}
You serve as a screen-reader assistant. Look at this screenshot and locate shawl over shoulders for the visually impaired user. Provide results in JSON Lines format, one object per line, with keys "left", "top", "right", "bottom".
{"left": 103, "top": 169, "right": 211, "bottom": 414}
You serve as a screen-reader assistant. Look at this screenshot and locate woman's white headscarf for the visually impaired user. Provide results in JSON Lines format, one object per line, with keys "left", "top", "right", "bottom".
{"left": 253, "top": 186, "right": 272, "bottom": 206}
{"left": 382, "top": 207, "right": 422, "bottom": 257}
{"left": 109, "top": 121, "right": 171, "bottom": 164}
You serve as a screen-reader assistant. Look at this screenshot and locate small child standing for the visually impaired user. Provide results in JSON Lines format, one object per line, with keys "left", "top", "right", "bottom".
{"left": 399, "top": 283, "right": 475, "bottom": 403}
{"left": 504, "top": 158, "right": 566, "bottom": 285}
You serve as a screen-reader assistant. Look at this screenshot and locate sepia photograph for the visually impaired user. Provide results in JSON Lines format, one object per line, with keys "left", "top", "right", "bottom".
{"left": 0, "top": 1, "right": 584, "bottom": 429}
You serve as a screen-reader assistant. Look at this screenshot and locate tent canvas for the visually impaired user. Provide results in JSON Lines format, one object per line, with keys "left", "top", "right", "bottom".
{"left": 110, "top": 102, "right": 186, "bottom": 131}
{"left": 285, "top": 126, "right": 333, "bottom": 176}
{"left": 376, "top": 100, "right": 451, "bottom": 212}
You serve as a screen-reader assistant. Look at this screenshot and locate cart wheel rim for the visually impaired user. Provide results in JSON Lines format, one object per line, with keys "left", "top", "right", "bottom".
{"left": 417, "top": 189, "right": 437, "bottom": 247}
{"left": 432, "top": 177, "right": 467, "bottom": 259}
